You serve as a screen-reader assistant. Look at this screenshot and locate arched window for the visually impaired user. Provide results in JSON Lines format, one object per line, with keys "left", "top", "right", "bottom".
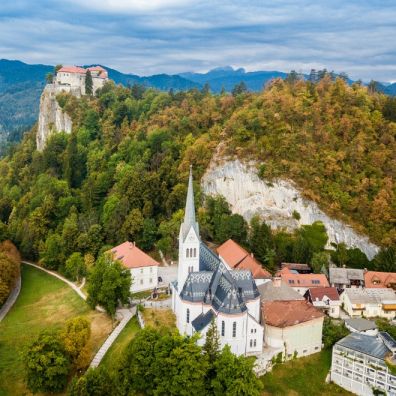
{"left": 221, "top": 320, "right": 225, "bottom": 336}
{"left": 186, "top": 249, "right": 189, "bottom": 258}
{"left": 186, "top": 309, "right": 190, "bottom": 323}
{"left": 254, "top": 339, "right": 257, "bottom": 347}
{"left": 232, "top": 322, "right": 236, "bottom": 337}
{"left": 193, "top": 248, "right": 196, "bottom": 257}
{"left": 250, "top": 339, "right": 253, "bottom": 347}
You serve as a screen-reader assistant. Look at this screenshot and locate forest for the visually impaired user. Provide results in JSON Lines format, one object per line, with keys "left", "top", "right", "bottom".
{"left": 0, "top": 75, "right": 394, "bottom": 283}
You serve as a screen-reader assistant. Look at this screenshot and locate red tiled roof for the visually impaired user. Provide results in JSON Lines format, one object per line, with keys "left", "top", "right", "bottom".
{"left": 308, "top": 287, "right": 340, "bottom": 301}
{"left": 87, "top": 66, "right": 108, "bottom": 78}
{"left": 217, "top": 239, "right": 271, "bottom": 279}
{"left": 107, "top": 241, "right": 159, "bottom": 269}
{"left": 364, "top": 271, "right": 396, "bottom": 289}
{"left": 281, "top": 263, "right": 312, "bottom": 271}
{"left": 58, "top": 66, "right": 87, "bottom": 74}
{"left": 276, "top": 268, "right": 329, "bottom": 288}
{"left": 262, "top": 300, "right": 324, "bottom": 328}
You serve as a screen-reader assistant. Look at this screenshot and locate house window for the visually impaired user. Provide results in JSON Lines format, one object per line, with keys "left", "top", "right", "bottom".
{"left": 140, "top": 279, "right": 143, "bottom": 285}
{"left": 221, "top": 321, "right": 225, "bottom": 336}
{"left": 186, "top": 309, "right": 190, "bottom": 323}
{"left": 186, "top": 249, "right": 190, "bottom": 258}
{"left": 150, "top": 267, "right": 153, "bottom": 273}
{"left": 232, "top": 322, "right": 236, "bottom": 337}
{"left": 140, "top": 268, "right": 144, "bottom": 274}
{"left": 289, "top": 280, "right": 295, "bottom": 284}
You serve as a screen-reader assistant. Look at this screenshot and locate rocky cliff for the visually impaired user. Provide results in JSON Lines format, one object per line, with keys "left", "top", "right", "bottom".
{"left": 36, "top": 84, "right": 72, "bottom": 151}
{"left": 202, "top": 159, "right": 379, "bottom": 260}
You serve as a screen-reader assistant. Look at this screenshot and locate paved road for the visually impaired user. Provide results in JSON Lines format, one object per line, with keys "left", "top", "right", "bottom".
{"left": 90, "top": 306, "right": 136, "bottom": 368}
{"left": 0, "top": 274, "right": 21, "bottom": 322}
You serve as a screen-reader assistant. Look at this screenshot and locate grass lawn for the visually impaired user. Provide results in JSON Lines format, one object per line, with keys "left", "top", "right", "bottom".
{"left": 100, "top": 316, "right": 140, "bottom": 371}
{"left": 142, "top": 308, "right": 176, "bottom": 329}
{"left": 261, "top": 349, "right": 353, "bottom": 396}
{"left": 0, "top": 264, "right": 112, "bottom": 396}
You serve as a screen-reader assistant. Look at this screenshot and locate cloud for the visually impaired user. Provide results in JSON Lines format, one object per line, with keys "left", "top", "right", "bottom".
{"left": 0, "top": 0, "right": 395, "bottom": 81}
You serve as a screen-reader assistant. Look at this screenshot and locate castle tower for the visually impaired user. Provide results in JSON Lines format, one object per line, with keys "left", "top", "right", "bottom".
{"left": 177, "top": 166, "right": 201, "bottom": 290}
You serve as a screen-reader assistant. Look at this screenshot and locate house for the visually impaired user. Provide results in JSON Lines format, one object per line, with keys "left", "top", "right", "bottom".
{"left": 108, "top": 241, "right": 159, "bottom": 293}
{"left": 276, "top": 267, "right": 330, "bottom": 295}
{"left": 171, "top": 168, "right": 263, "bottom": 356}
{"left": 258, "top": 277, "right": 304, "bottom": 303}
{"left": 261, "top": 300, "right": 324, "bottom": 359}
{"left": 364, "top": 271, "right": 396, "bottom": 290}
{"left": 344, "top": 318, "right": 378, "bottom": 336}
{"left": 281, "top": 263, "right": 312, "bottom": 274}
{"left": 55, "top": 65, "right": 108, "bottom": 95}
{"left": 341, "top": 288, "right": 396, "bottom": 319}
{"left": 304, "top": 287, "right": 341, "bottom": 318}
{"left": 217, "top": 239, "right": 271, "bottom": 286}
{"left": 329, "top": 267, "right": 364, "bottom": 289}
{"left": 331, "top": 332, "right": 396, "bottom": 395}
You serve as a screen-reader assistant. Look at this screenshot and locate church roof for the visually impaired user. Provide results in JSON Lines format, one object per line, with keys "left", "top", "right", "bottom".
{"left": 192, "top": 310, "right": 214, "bottom": 332}
{"left": 181, "top": 166, "right": 199, "bottom": 241}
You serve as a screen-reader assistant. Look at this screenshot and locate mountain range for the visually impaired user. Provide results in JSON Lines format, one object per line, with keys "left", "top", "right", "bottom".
{"left": 0, "top": 59, "right": 395, "bottom": 145}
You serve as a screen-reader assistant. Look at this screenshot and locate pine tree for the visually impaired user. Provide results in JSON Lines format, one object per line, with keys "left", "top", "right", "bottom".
{"left": 85, "top": 69, "right": 93, "bottom": 96}
{"left": 203, "top": 318, "right": 221, "bottom": 363}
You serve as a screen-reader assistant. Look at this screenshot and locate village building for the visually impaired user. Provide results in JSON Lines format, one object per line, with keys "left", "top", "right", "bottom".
{"left": 275, "top": 267, "right": 329, "bottom": 295}
{"left": 331, "top": 332, "right": 396, "bottom": 396}
{"left": 261, "top": 300, "right": 324, "bottom": 359}
{"left": 171, "top": 168, "right": 264, "bottom": 356}
{"left": 341, "top": 288, "right": 396, "bottom": 319}
{"left": 304, "top": 286, "right": 341, "bottom": 318}
{"left": 281, "top": 262, "right": 312, "bottom": 274}
{"left": 329, "top": 267, "right": 365, "bottom": 289}
{"left": 364, "top": 271, "right": 396, "bottom": 290}
{"left": 216, "top": 239, "right": 271, "bottom": 286}
{"left": 55, "top": 65, "right": 108, "bottom": 96}
{"left": 108, "top": 241, "right": 159, "bottom": 293}
{"left": 258, "top": 277, "right": 304, "bottom": 303}
{"left": 345, "top": 318, "right": 378, "bottom": 336}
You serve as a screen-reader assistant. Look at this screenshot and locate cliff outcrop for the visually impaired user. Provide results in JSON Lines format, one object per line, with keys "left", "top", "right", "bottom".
{"left": 36, "top": 84, "right": 72, "bottom": 151}
{"left": 202, "top": 159, "right": 379, "bottom": 260}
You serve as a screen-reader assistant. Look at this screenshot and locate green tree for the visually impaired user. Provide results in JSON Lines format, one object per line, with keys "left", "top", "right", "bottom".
{"left": 87, "top": 254, "right": 131, "bottom": 317}
{"left": 24, "top": 331, "right": 70, "bottom": 394}
{"left": 46, "top": 72, "right": 54, "bottom": 84}
{"left": 203, "top": 318, "right": 221, "bottom": 363}
{"left": 85, "top": 70, "right": 93, "bottom": 96}
{"left": 232, "top": 82, "right": 248, "bottom": 96}
{"left": 211, "top": 345, "right": 262, "bottom": 396}
{"left": 65, "top": 252, "right": 86, "bottom": 281}
{"left": 372, "top": 247, "right": 396, "bottom": 272}
{"left": 311, "top": 251, "right": 329, "bottom": 273}
{"left": 40, "top": 233, "right": 65, "bottom": 270}
{"left": 322, "top": 317, "right": 349, "bottom": 349}
{"left": 69, "top": 367, "right": 115, "bottom": 396}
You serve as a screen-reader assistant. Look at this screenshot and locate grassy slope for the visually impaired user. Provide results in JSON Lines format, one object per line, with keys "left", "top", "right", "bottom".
{"left": 0, "top": 264, "right": 112, "bottom": 396}
{"left": 261, "top": 349, "right": 352, "bottom": 396}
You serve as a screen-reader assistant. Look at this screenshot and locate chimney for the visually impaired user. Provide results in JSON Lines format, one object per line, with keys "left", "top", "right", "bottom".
{"left": 272, "top": 277, "right": 282, "bottom": 287}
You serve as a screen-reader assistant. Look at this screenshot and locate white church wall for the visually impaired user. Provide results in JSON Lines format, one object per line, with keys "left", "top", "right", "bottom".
{"left": 245, "top": 298, "right": 261, "bottom": 323}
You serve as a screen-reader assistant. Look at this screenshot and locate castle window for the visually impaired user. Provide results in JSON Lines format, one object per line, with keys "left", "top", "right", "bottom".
{"left": 221, "top": 321, "right": 225, "bottom": 336}
{"left": 186, "top": 249, "right": 189, "bottom": 258}
{"left": 232, "top": 322, "right": 236, "bottom": 337}
{"left": 186, "top": 309, "right": 190, "bottom": 323}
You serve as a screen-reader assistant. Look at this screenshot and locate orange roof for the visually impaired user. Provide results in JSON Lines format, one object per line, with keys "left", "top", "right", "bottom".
{"left": 108, "top": 241, "right": 159, "bottom": 269}
{"left": 58, "top": 65, "right": 86, "bottom": 74}
{"left": 87, "top": 66, "right": 108, "bottom": 78}
{"left": 262, "top": 300, "right": 324, "bottom": 328}
{"left": 217, "top": 239, "right": 271, "bottom": 279}
{"left": 276, "top": 268, "right": 329, "bottom": 288}
{"left": 364, "top": 271, "right": 396, "bottom": 289}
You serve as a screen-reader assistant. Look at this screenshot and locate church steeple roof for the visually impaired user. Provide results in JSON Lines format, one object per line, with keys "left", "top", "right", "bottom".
{"left": 182, "top": 165, "right": 200, "bottom": 240}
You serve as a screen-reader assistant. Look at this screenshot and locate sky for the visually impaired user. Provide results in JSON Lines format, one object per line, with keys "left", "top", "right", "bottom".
{"left": 0, "top": 0, "right": 396, "bottom": 81}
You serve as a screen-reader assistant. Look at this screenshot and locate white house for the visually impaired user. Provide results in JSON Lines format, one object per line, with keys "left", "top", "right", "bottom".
{"left": 55, "top": 65, "right": 108, "bottom": 95}
{"left": 331, "top": 332, "right": 396, "bottom": 395}
{"left": 261, "top": 300, "right": 324, "bottom": 360}
{"left": 108, "top": 241, "right": 159, "bottom": 293}
{"left": 304, "top": 286, "right": 341, "bottom": 318}
{"left": 341, "top": 288, "right": 396, "bottom": 319}
{"left": 171, "top": 167, "right": 264, "bottom": 356}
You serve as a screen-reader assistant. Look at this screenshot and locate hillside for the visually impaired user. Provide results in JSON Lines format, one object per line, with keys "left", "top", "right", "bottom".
{"left": 0, "top": 78, "right": 394, "bottom": 272}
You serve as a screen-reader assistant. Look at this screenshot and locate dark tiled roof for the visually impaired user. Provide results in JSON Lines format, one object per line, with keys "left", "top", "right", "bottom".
{"left": 345, "top": 318, "right": 377, "bottom": 332}
{"left": 192, "top": 310, "right": 214, "bottom": 332}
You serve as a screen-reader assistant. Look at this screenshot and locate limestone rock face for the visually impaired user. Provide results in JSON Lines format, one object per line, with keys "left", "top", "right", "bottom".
{"left": 36, "top": 84, "right": 72, "bottom": 151}
{"left": 202, "top": 159, "right": 379, "bottom": 260}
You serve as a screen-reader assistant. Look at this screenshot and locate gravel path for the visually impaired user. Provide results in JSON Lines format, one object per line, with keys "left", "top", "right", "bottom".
{"left": 0, "top": 274, "right": 21, "bottom": 322}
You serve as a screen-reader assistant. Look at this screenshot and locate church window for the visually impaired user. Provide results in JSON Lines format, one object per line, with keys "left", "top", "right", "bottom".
{"left": 221, "top": 321, "right": 225, "bottom": 336}
{"left": 232, "top": 322, "right": 236, "bottom": 337}
{"left": 186, "top": 249, "right": 189, "bottom": 258}
{"left": 193, "top": 248, "right": 196, "bottom": 257}
{"left": 186, "top": 309, "right": 190, "bottom": 323}
{"left": 254, "top": 339, "right": 257, "bottom": 347}
{"left": 250, "top": 339, "right": 253, "bottom": 347}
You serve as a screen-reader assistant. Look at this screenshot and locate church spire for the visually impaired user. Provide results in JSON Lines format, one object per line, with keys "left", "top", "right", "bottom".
{"left": 182, "top": 165, "right": 199, "bottom": 240}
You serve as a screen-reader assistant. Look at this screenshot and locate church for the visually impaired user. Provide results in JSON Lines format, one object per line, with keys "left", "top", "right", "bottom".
{"left": 171, "top": 167, "right": 264, "bottom": 356}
